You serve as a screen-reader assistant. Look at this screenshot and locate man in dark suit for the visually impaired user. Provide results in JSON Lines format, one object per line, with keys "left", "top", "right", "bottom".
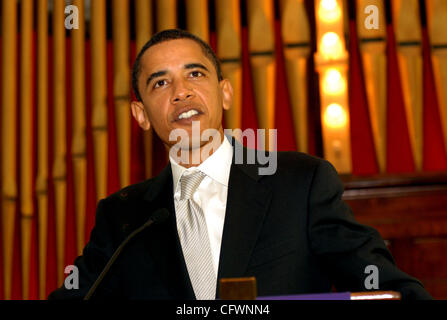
{"left": 49, "top": 29, "right": 431, "bottom": 300}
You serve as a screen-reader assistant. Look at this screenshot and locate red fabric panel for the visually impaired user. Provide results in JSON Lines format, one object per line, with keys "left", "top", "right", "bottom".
{"left": 386, "top": 24, "right": 415, "bottom": 173}
{"left": 106, "top": 41, "right": 121, "bottom": 195}
{"left": 64, "top": 37, "right": 78, "bottom": 279}
{"left": 11, "top": 206, "right": 21, "bottom": 299}
{"left": 29, "top": 31, "right": 39, "bottom": 300}
{"left": 45, "top": 35, "right": 57, "bottom": 298}
{"left": 12, "top": 34, "right": 22, "bottom": 300}
{"left": 348, "top": 20, "right": 379, "bottom": 175}
{"left": 84, "top": 36, "right": 97, "bottom": 243}
{"left": 422, "top": 28, "right": 447, "bottom": 171}
{"left": 273, "top": 21, "right": 297, "bottom": 152}
{"left": 240, "top": 27, "right": 258, "bottom": 148}
{"left": 130, "top": 41, "right": 146, "bottom": 184}
{"left": 29, "top": 208, "right": 39, "bottom": 299}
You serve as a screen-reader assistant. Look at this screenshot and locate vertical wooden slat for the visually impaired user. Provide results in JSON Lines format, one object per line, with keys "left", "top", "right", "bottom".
{"left": 356, "top": 0, "right": 387, "bottom": 172}
{"left": 1, "top": 0, "right": 18, "bottom": 300}
{"left": 186, "top": 0, "right": 209, "bottom": 42}
{"left": 135, "top": 0, "right": 153, "bottom": 52}
{"left": 112, "top": 0, "right": 131, "bottom": 188}
{"left": 155, "top": 0, "right": 177, "bottom": 31}
{"left": 426, "top": 0, "right": 447, "bottom": 156}
{"left": 154, "top": 0, "right": 176, "bottom": 161}
{"left": 53, "top": 0, "right": 67, "bottom": 285}
{"left": 71, "top": 0, "right": 87, "bottom": 254}
{"left": 20, "top": 0, "right": 34, "bottom": 300}
{"left": 135, "top": 0, "right": 154, "bottom": 179}
{"left": 280, "top": 0, "right": 311, "bottom": 153}
{"left": 216, "top": 0, "right": 242, "bottom": 137}
{"left": 391, "top": 0, "right": 423, "bottom": 171}
{"left": 36, "top": 0, "right": 48, "bottom": 300}
{"left": 91, "top": 0, "right": 108, "bottom": 199}
{"left": 247, "top": 0, "right": 276, "bottom": 151}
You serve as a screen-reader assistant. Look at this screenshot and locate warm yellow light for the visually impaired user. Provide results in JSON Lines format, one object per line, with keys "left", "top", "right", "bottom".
{"left": 324, "top": 103, "right": 348, "bottom": 128}
{"left": 321, "top": 0, "right": 337, "bottom": 10}
{"left": 323, "top": 68, "right": 346, "bottom": 95}
{"left": 320, "top": 32, "right": 343, "bottom": 60}
{"left": 318, "top": 0, "right": 342, "bottom": 23}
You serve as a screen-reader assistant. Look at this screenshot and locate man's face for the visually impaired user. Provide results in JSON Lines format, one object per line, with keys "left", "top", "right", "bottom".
{"left": 131, "top": 38, "right": 232, "bottom": 150}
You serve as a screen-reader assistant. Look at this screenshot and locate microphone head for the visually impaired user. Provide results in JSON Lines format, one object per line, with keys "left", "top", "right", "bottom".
{"left": 151, "top": 208, "right": 170, "bottom": 225}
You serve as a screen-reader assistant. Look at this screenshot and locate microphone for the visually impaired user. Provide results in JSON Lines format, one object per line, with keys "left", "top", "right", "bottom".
{"left": 84, "top": 208, "right": 170, "bottom": 300}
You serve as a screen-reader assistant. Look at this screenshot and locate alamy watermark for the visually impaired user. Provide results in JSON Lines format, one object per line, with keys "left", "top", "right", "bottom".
{"left": 364, "top": 5, "right": 379, "bottom": 30}
{"left": 364, "top": 264, "right": 379, "bottom": 290}
{"left": 64, "top": 5, "right": 79, "bottom": 30}
{"left": 168, "top": 121, "right": 277, "bottom": 176}
{"left": 64, "top": 265, "right": 79, "bottom": 290}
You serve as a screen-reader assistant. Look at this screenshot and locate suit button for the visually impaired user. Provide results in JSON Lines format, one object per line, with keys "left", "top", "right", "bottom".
{"left": 120, "top": 191, "right": 128, "bottom": 199}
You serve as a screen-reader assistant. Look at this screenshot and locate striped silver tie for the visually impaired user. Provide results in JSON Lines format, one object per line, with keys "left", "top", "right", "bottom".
{"left": 177, "top": 171, "right": 216, "bottom": 300}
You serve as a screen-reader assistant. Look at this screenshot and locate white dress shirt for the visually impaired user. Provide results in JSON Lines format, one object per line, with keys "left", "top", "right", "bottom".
{"left": 170, "top": 136, "right": 233, "bottom": 276}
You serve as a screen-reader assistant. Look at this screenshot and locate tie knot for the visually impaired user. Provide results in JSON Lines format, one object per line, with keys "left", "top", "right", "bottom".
{"left": 180, "top": 171, "right": 206, "bottom": 200}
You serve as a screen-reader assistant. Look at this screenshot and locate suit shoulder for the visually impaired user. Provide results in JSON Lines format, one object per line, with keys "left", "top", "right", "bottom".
{"left": 276, "top": 151, "right": 326, "bottom": 171}
{"left": 103, "top": 178, "right": 154, "bottom": 204}
{"left": 270, "top": 152, "right": 342, "bottom": 187}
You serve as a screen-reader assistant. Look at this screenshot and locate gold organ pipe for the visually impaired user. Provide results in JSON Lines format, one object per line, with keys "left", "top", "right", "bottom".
{"left": 112, "top": 0, "right": 131, "bottom": 187}
{"left": 36, "top": 0, "right": 49, "bottom": 300}
{"left": 1, "top": 0, "right": 18, "bottom": 300}
{"left": 91, "top": 0, "right": 109, "bottom": 199}
{"left": 71, "top": 0, "right": 87, "bottom": 254}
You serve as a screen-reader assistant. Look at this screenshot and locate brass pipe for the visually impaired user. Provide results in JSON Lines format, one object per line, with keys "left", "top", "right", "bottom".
{"left": 20, "top": 0, "right": 34, "bottom": 300}
{"left": 53, "top": 0, "right": 67, "bottom": 285}
{"left": 36, "top": 0, "right": 49, "bottom": 300}
{"left": 1, "top": 0, "right": 18, "bottom": 300}
{"left": 112, "top": 0, "right": 131, "bottom": 187}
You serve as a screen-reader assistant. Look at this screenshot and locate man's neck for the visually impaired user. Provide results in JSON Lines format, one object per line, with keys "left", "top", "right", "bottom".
{"left": 169, "top": 129, "right": 225, "bottom": 168}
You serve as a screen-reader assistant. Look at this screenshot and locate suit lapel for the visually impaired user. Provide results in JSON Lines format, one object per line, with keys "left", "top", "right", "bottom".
{"left": 217, "top": 152, "right": 273, "bottom": 291}
{"left": 142, "top": 165, "right": 195, "bottom": 299}
{"left": 140, "top": 140, "right": 273, "bottom": 299}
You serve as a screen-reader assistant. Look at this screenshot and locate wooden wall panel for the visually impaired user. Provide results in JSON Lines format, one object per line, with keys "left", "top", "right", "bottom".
{"left": 343, "top": 173, "right": 447, "bottom": 299}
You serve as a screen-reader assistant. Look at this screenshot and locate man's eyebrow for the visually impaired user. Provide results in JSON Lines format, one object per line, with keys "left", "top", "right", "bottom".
{"left": 146, "top": 70, "right": 167, "bottom": 87}
{"left": 184, "top": 63, "right": 209, "bottom": 72}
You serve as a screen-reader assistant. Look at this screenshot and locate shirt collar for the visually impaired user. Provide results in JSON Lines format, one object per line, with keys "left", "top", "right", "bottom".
{"left": 170, "top": 135, "right": 233, "bottom": 192}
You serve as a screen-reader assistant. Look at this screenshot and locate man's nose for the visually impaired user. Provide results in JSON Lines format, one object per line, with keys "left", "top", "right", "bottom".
{"left": 171, "top": 79, "right": 194, "bottom": 103}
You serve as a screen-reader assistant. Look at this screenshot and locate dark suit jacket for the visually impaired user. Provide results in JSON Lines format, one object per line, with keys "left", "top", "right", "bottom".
{"left": 48, "top": 142, "right": 432, "bottom": 300}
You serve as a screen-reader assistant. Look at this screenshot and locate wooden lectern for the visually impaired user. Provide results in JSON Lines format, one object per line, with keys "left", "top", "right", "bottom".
{"left": 219, "top": 277, "right": 401, "bottom": 300}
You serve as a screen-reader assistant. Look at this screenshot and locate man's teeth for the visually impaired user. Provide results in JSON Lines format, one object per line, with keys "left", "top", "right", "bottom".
{"left": 178, "top": 109, "right": 199, "bottom": 120}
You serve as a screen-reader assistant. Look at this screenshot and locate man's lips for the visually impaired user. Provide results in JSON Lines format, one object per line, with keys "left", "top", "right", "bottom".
{"left": 172, "top": 105, "right": 204, "bottom": 122}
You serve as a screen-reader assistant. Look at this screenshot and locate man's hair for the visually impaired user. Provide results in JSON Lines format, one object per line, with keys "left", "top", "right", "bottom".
{"left": 132, "top": 29, "right": 223, "bottom": 102}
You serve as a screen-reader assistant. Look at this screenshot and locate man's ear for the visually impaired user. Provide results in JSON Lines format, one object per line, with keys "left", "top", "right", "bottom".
{"left": 130, "top": 101, "right": 151, "bottom": 131}
{"left": 220, "top": 79, "right": 233, "bottom": 111}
